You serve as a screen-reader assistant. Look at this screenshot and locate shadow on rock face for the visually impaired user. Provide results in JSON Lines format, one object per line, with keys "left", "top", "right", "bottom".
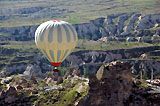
{"left": 78, "top": 61, "right": 160, "bottom": 106}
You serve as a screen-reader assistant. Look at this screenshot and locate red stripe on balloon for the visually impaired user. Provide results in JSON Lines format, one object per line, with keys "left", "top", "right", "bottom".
{"left": 50, "top": 62, "right": 62, "bottom": 66}
{"left": 53, "top": 20, "right": 61, "bottom": 22}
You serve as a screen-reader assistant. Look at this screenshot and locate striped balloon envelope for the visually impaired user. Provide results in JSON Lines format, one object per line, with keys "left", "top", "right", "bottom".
{"left": 35, "top": 20, "right": 78, "bottom": 72}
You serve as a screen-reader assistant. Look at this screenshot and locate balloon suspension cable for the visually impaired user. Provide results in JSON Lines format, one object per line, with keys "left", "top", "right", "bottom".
{"left": 53, "top": 66, "right": 59, "bottom": 72}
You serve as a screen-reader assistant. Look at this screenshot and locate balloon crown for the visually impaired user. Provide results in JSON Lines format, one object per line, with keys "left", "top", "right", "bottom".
{"left": 53, "top": 20, "right": 61, "bottom": 22}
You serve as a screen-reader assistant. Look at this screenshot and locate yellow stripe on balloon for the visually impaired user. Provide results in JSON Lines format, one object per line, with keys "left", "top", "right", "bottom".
{"left": 35, "top": 20, "right": 78, "bottom": 63}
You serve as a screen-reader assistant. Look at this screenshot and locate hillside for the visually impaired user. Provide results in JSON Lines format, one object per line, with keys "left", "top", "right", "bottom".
{"left": 78, "top": 61, "right": 160, "bottom": 106}
{"left": 1, "top": 44, "right": 160, "bottom": 79}
{"left": 0, "top": 0, "right": 160, "bottom": 27}
{"left": 0, "top": 13, "right": 160, "bottom": 41}
{"left": 0, "top": 0, "right": 160, "bottom": 105}
{"left": 1, "top": 61, "right": 160, "bottom": 106}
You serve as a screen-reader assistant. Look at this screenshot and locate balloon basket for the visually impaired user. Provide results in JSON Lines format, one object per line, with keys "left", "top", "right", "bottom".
{"left": 50, "top": 62, "right": 62, "bottom": 72}
{"left": 53, "top": 67, "right": 59, "bottom": 72}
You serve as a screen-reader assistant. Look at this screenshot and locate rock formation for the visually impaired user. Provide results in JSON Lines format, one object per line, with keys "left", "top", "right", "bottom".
{"left": 30, "top": 75, "right": 38, "bottom": 84}
{"left": 0, "top": 86, "right": 33, "bottom": 106}
{"left": 56, "top": 77, "right": 63, "bottom": 85}
{"left": 1, "top": 45, "right": 160, "bottom": 77}
{"left": 64, "top": 46, "right": 160, "bottom": 74}
{"left": 23, "top": 64, "right": 45, "bottom": 78}
{"left": 78, "top": 61, "right": 160, "bottom": 106}
{"left": 78, "top": 61, "right": 132, "bottom": 106}
{"left": 129, "top": 60, "right": 160, "bottom": 78}
{"left": 64, "top": 69, "right": 81, "bottom": 79}
{"left": 0, "top": 13, "right": 159, "bottom": 41}
{"left": 1, "top": 77, "right": 13, "bottom": 84}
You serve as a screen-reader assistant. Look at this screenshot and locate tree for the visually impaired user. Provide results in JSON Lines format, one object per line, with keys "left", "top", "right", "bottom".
{"left": 84, "top": 68, "right": 87, "bottom": 78}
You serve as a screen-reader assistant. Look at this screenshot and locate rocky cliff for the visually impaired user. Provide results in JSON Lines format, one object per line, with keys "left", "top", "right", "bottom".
{"left": 0, "top": 86, "right": 33, "bottom": 106}
{"left": 78, "top": 61, "right": 160, "bottom": 106}
{"left": 66, "top": 46, "right": 160, "bottom": 67}
{"left": 129, "top": 60, "right": 160, "bottom": 78}
{"left": 0, "top": 46, "right": 160, "bottom": 77}
{"left": 64, "top": 46, "right": 160, "bottom": 75}
{"left": 0, "top": 13, "right": 160, "bottom": 41}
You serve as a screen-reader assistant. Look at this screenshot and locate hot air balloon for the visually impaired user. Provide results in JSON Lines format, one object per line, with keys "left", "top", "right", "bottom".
{"left": 35, "top": 20, "right": 78, "bottom": 72}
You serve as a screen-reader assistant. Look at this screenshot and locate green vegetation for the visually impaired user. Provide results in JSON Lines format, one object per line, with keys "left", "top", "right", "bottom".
{"left": 31, "top": 76, "right": 89, "bottom": 106}
{"left": 134, "top": 0, "right": 158, "bottom": 6}
{"left": 53, "top": 83, "right": 87, "bottom": 106}
{"left": 84, "top": 68, "right": 87, "bottom": 78}
{"left": 0, "top": 83, "right": 7, "bottom": 91}
{"left": 35, "top": 81, "right": 88, "bottom": 106}
{"left": 77, "top": 41, "right": 153, "bottom": 51}
{"left": 17, "top": 90, "right": 30, "bottom": 97}
{"left": 29, "top": 95, "right": 38, "bottom": 103}
{"left": 142, "top": 71, "right": 148, "bottom": 80}
{"left": 39, "top": 80, "right": 46, "bottom": 87}
{"left": 68, "top": 18, "right": 81, "bottom": 24}
{"left": 0, "top": 32, "right": 11, "bottom": 37}
{"left": 74, "top": 40, "right": 156, "bottom": 51}
{"left": 137, "top": 82, "right": 148, "bottom": 89}
{"left": 148, "top": 56, "right": 160, "bottom": 61}
{"left": 0, "top": 40, "right": 159, "bottom": 74}
{"left": 1, "top": 41, "right": 37, "bottom": 52}
{"left": 0, "top": 56, "right": 10, "bottom": 65}
{"left": 143, "top": 49, "right": 160, "bottom": 61}
{"left": 0, "top": 81, "right": 3, "bottom": 89}
{"left": 146, "top": 27, "right": 160, "bottom": 31}
{"left": 59, "top": 67, "right": 68, "bottom": 76}
{"left": 155, "top": 73, "right": 160, "bottom": 79}
{"left": 58, "top": 89, "right": 78, "bottom": 105}
{"left": 62, "top": 79, "right": 70, "bottom": 85}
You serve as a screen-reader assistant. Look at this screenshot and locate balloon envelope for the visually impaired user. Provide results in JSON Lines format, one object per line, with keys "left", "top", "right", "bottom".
{"left": 35, "top": 20, "right": 78, "bottom": 68}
